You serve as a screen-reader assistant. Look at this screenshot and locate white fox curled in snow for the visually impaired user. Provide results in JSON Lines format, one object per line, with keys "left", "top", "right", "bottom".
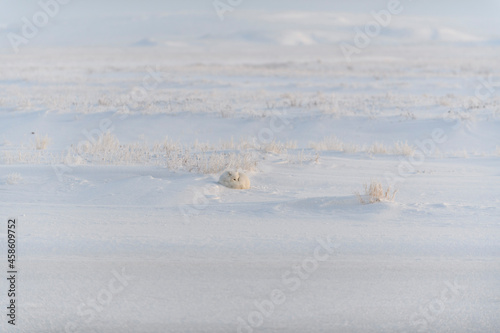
{"left": 218, "top": 171, "right": 250, "bottom": 189}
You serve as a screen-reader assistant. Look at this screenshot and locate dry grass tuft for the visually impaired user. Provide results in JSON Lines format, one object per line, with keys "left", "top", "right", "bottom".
{"left": 35, "top": 134, "right": 51, "bottom": 150}
{"left": 63, "top": 133, "right": 258, "bottom": 174}
{"left": 368, "top": 142, "right": 388, "bottom": 155}
{"left": 286, "top": 150, "right": 320, "bottom": 164}
{"left": 393, "top": 141, "right": 415, "bottom": 156}
{"left": 356, "top": 180, "right": 398, "bottom": 204}
{"left": 309, "top": 135, "right": 352, "bottom": 152}
{"left": 6, "top": 173, "right": 23, "bottom": 185}
{"left": 261, "top": 140, "right": 297, "bottom": 154}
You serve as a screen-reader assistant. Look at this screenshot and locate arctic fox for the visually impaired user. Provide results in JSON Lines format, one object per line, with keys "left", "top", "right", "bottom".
{"left": 218, "top": 171, "right": 250, "bottom": 189}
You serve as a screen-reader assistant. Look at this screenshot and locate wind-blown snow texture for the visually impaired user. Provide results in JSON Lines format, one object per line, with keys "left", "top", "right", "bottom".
{"left": 1, "top": 1, "right": 500, "bottom": 333}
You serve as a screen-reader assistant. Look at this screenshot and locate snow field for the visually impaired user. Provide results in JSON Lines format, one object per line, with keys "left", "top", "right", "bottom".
{"left": 0, "top": 44, "right": 499, "bottom": 332}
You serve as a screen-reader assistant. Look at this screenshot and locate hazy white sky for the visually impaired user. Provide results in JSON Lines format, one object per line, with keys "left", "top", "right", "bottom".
{"left": 0, "top": 0, "right": 499, "bottom": 49}
{"left": 1, "top": 0, "right": 498, "bottom": 18}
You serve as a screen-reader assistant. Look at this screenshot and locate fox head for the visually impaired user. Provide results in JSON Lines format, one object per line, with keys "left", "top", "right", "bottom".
{"left": 227, "top": 171, "right": 239, "bottom": 182}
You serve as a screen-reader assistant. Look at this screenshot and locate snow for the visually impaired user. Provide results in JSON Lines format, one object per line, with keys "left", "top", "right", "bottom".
{"left": 0, "top": 2, "right": 499, "bottom": 331}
